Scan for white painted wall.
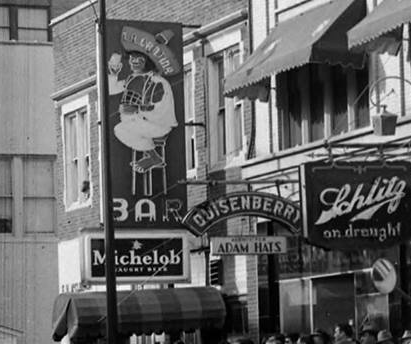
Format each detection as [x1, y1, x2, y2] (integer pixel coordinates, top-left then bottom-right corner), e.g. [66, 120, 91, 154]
[0, 42, 55, 155]
[0, 240, 58, 344]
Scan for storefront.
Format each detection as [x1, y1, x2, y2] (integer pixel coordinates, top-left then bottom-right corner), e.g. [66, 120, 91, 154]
[245, 158, 411, 339]
[223, 0, 411, 340]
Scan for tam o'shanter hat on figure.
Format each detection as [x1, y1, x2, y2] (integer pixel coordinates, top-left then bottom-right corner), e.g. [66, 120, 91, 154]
[360, 323, 378, 335]
[377, 330, 394, 344]
[400, 331, 411, 342]
[120, 26, 181, 76]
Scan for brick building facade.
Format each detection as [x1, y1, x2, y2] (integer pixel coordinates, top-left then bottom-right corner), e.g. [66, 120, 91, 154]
[51, 0, 254, 342]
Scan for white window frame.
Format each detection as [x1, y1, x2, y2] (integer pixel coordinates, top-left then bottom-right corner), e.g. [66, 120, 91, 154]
[61, 95, 91, 211]
[206, 26, 246, 168]
[183, 49, 197, 179]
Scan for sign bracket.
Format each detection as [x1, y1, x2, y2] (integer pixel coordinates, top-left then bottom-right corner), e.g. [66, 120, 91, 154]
[307, 135, 411, 164]
[178, 178, 299, 186]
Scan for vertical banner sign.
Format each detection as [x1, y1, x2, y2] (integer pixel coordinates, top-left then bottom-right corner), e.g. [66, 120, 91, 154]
[301, 160, 411, 250]
[105, 20, 186, 229]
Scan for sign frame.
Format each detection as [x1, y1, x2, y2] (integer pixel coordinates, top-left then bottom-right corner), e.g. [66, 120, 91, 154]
[211, 235, 287, 255]
[81, 229, 190, 284]
[183, 191, 301, 236]
[301, 160, 411, 250]
[105, 20, 187, 229]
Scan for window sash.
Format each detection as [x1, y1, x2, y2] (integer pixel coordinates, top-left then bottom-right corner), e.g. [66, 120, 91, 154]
[17, 8, 48, 29]
[0, 5, 49, 42]
[64, 107, 90, 206]
[209, 45, 243, 163]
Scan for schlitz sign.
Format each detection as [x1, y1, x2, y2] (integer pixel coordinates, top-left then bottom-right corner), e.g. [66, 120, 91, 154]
[105, 20, 186, 229]
[301, 160, 411, 250]
[82, 230, 190, 283]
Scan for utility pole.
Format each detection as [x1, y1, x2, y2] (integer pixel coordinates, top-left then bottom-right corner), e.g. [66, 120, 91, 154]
[98, 0, 118, 343]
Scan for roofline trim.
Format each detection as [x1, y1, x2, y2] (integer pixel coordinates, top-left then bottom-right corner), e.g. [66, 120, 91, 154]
[51, 75, 96, 101]
[50, 0, 97, 27]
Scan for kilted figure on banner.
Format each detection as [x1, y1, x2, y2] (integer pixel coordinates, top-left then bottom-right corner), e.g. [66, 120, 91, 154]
[104, 20, 186, 229]
[108, 29, 178, 173]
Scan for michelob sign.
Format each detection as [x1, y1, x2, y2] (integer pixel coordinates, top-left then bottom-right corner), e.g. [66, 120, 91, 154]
[82, 230, 190, 283]
[105, 20, 186, 229]
[301, 160, 411, 250]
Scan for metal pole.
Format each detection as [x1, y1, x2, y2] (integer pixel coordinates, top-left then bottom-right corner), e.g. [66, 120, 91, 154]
[97, 0, 118, 343]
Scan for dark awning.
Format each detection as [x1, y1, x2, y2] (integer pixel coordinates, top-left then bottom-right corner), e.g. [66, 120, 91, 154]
[224, 0, 366, 101]
[348, 0, 411, 50]
[52, 287, 226, 342]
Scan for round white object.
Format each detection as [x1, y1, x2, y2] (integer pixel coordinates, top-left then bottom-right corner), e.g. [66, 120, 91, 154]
[371, 258, 397, 294]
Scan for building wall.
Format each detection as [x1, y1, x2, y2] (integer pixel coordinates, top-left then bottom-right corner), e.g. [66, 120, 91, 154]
[52, 0, 249, 311]
[242, 0, 411, 342]
[0, 241, 58, 344]
[0, 42, 58, 344]
[54, 88, 101, 241]
[0, 43, 55, 155]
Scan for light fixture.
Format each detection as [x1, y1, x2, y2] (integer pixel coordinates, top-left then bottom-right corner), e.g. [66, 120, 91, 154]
[372, 105, 397, 136]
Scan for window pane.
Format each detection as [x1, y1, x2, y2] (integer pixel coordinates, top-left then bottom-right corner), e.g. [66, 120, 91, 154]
[64, 113, 78, 205]
[186, 126, 195, 169]
[24, 198, 54, 233]
[309, 65, 324, 142]
[24, 159, 54, 197]
[355, 66, 370, 128]
[66, 114, 78, 159]
[312, 274, 355, 335]
[279, 280, 310, 334]
[70, 160, 79, 202]
[0, 7, 9, 26]
[217, 109, 226, 159]
[217, 58, 225, 108]
[18, 29, 48, 42]
[228, 49, 240, 73]
[0, 198, 12, 233]
[18, 8, 47, 29]
[279, 70, 302, 149]
[331, 65, 348, 135]
[190, 137, 195, 169]
[184, 67, 193, 120]
[0, 28, 9, 40]
[79, 110, 89, 156]
[233, 104, 243, 156]
[0, 158, 12, 196]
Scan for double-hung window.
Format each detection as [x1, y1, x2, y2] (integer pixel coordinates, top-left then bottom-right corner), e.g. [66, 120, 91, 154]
[209, 44, 244, 166]
[0, 5, 50, 42]
[62, 96, 91, 210]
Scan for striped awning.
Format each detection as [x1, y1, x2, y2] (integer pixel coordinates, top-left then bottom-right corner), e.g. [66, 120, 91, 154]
[348, 0, 411, 50]
[52, 287, 226, 342]
[224, 0, 366, 101]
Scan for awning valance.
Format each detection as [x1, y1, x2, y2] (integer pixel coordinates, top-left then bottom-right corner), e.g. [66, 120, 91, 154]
[348, 0, 411, 50]
[52, 287, 226, 342]
[224, 0, 366, 101]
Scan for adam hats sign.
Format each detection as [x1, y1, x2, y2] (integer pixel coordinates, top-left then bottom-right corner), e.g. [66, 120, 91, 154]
[301, 160, 411, 250]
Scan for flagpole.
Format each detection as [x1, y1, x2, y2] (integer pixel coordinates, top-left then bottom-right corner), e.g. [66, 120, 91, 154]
[98, 0, 118, 343]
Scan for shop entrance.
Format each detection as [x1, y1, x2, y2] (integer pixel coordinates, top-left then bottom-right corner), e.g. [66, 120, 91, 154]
[312, 274, 355, 335]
